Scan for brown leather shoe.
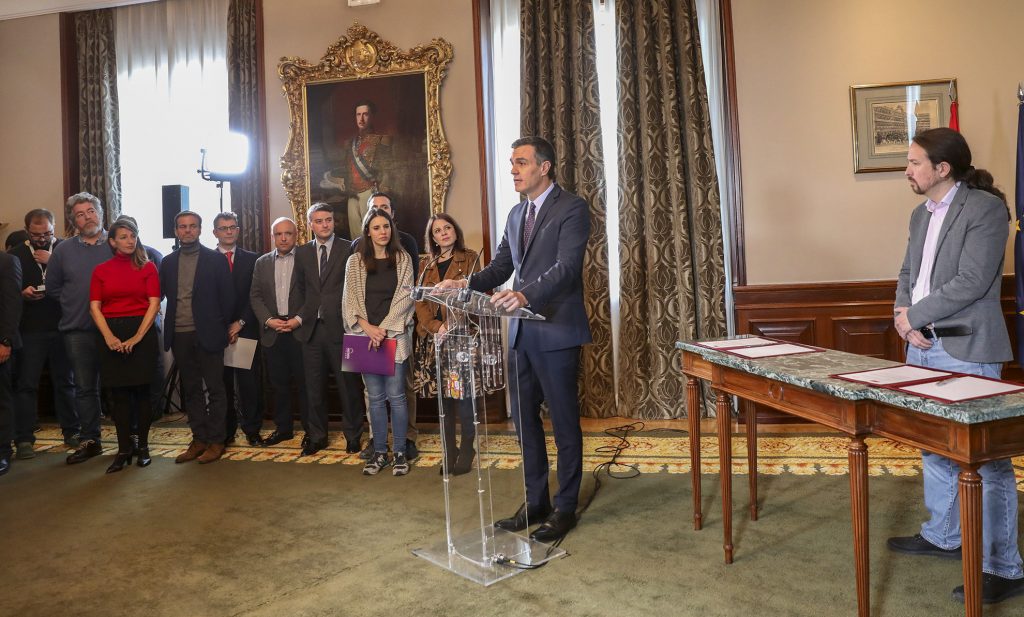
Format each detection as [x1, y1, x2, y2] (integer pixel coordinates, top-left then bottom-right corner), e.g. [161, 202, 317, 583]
[197, 442, 225, 464]
[175, 441, 208, 464]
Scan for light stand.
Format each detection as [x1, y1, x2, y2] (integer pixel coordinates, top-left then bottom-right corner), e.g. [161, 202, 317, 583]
[196, 133, 250, 214]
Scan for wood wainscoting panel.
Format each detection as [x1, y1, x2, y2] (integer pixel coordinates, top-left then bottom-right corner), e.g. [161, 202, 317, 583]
[732, 277, 1021, 423]
[832, 317, 902, 359]
[746, 319, 815, 345]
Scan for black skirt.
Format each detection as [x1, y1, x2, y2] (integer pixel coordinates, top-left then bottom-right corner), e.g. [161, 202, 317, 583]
[98, 315, 159, 388]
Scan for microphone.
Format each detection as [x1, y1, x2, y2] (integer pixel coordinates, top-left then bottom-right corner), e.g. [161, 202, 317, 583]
[412, 252, 443, 301]
[457, 248, 483, 303]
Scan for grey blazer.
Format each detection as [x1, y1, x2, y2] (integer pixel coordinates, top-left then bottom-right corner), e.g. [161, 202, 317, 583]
[249, 251, 302, 348]
[895, 183, 1011, 363]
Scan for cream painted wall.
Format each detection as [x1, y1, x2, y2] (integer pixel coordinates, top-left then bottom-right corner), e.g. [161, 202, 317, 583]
[262, 0, 485, 249]
[732, 0, 1023, 284]
[0, 13, 66, 239]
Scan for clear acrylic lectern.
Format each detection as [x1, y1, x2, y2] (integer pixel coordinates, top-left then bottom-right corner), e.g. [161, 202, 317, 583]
[408, 285, 568, 585]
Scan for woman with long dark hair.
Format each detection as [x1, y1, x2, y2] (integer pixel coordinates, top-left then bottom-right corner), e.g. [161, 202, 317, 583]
[413, 213, 479, 475]
[342, 208, 415, 476]
[89, 219, 161, 473]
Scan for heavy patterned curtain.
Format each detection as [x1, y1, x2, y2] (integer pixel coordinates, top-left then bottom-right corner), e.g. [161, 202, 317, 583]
[227, 0, 266, 252]
[75, 9, 122, 227]
[115, 0, 230, 256]
[616, 0, 727, 418]
[520, 0, 614, 418]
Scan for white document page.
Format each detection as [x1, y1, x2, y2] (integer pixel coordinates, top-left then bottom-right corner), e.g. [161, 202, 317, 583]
[837, 365, 952, 385]
[698, 337, 777, 349]
[730, 343, 817, 359]
[900, 376, 1024, 402]
[224, 337, 258, 370]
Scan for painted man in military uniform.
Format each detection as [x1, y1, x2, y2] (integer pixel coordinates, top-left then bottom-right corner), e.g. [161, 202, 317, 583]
[319, 100, 392, 238]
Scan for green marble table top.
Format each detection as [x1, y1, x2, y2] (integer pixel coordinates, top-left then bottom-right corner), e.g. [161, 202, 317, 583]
[676, 336, 1024, 424]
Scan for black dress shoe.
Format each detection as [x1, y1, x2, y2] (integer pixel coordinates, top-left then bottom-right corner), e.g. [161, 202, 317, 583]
[300, 435, 310, 449]
[262, 430, 294, 446]
[224, 433, 237, 446]
[495, 502, 553, 532]
[529, 510, 577, 543]
[105, 452, 132, 474]
[300, 438, 328, 456]
[66, 440, 104, 465]
[135, 447, 152, 467]
[887, 534, 961, 560]
[245, 432, 264, 447]
[0, 456, 10, 476]
[953, 573, 1024, 604]
[345, 439, 361, 454]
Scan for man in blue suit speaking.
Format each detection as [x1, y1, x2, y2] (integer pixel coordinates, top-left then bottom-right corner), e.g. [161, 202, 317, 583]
[439, 136, 591, 543]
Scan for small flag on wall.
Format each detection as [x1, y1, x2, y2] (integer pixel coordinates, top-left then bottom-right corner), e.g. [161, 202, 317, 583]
[948, 80, 959, 132]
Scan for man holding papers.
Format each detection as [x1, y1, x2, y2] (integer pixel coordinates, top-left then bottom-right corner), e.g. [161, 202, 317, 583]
[889, 127, 1023, 604]
[213, 212, 264, 448]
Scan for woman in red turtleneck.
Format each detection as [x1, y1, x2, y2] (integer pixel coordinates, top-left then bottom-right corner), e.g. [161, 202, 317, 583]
[88, 218, 161, 473]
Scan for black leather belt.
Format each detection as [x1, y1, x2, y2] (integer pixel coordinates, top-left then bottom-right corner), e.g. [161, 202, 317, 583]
[919, 326, 972, 340]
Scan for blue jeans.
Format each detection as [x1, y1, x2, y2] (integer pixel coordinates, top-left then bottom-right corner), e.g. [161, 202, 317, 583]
[15, 330, 77, 442]
[906, 338, 1024, 579]
[363, 363, 407, 454]
[64, 330, 103, 443]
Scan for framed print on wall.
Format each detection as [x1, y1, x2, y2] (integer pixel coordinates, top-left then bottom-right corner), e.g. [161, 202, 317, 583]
[279, 24, 453, 247]
[849, 78, 955, 173]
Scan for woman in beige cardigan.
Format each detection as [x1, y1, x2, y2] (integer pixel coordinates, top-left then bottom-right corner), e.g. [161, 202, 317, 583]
[342, 208, 414, 476]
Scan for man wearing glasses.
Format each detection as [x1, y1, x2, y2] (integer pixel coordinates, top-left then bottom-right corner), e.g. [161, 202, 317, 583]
[9, 209, 77, 460]
[212, 212, 263, 447]
[46, 193, 114, 464]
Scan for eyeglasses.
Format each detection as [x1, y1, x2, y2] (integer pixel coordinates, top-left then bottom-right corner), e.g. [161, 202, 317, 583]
[29, 231, 54, 239]
[215, 225, 239, 232]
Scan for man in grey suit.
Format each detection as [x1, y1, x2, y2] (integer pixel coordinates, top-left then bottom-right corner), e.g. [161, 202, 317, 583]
[294, 203, 365, 456]
[250, 217, 308, 446]
[439, 136, 591, 543]
[887, 127, 1024, 604]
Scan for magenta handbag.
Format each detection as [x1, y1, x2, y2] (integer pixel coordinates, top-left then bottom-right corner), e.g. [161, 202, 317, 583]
[341, 334, 397, 376]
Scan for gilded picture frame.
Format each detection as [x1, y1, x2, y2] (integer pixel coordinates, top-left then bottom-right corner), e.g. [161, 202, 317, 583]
[849, 78, 955, 173]
[279, 24, 453, 244]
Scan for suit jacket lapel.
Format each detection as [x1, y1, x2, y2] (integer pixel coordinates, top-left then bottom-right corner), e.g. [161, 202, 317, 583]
[931, 184, 969, 261]
[521, 185, 560, 260]
[320, 236, 345, 281]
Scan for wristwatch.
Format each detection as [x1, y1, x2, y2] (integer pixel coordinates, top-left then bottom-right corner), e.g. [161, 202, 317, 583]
[238, 319, 246, 327]
[0, 337, 11, 347]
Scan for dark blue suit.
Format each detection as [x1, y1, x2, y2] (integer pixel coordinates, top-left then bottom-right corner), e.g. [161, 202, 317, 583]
[220, 247, 263, 440]
[0, 253, 23, 463]
[159, 245, 234, 444]
[470, 184, 591, 512]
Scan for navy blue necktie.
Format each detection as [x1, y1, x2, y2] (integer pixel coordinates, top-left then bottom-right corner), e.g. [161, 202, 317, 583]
[522, 201, 537, 247]
[319, 244, 328, 282]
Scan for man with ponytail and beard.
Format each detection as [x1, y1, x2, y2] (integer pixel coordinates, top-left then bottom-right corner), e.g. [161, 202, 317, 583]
[888, 127, 1024, 604]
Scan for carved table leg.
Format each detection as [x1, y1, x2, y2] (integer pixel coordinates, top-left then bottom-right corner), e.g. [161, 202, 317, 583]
[848, 436, 870, 617]
[746, 401, 758, 521]
[958, 465, 983, 617]
[716, 389, 734, 564]
[687, 376, 702, 531]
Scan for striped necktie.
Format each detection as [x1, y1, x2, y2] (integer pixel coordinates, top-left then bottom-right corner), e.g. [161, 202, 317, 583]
[522, 201, 537, 247]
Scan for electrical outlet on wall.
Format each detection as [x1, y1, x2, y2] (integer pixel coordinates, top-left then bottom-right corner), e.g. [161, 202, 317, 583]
[348, 0, 380, 6]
